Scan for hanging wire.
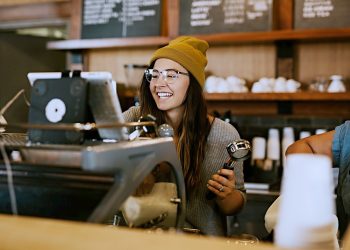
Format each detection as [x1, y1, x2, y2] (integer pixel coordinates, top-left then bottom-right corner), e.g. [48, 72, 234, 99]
[0, 143, 18, 215]
[0, 89, 30, 116]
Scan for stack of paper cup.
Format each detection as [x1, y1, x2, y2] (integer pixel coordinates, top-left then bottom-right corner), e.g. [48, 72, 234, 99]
[282, 127, 295, 167]
[299, 131, 311, 139]
[252, 137, 266, 159]
[315, 129, 327, 135]
[251, 137, 266, 169]
[267, 128, 280, 161]
[264, 128, 280, 170]
[275, 154, 338, 250]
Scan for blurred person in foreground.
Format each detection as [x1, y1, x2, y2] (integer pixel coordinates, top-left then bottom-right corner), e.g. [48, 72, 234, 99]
[286, 121, 350, 238]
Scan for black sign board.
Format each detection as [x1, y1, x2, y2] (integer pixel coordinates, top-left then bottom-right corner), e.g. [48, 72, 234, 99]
[294, 0, 350, 29]
[179, 0, 273, 35]
[81, 0, 162, 39]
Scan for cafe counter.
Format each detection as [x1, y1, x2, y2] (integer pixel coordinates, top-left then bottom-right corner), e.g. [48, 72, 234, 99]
[0, 214, 287, 250]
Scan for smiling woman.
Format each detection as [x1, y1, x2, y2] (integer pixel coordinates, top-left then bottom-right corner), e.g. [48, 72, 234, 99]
[122, 36, 246, 237]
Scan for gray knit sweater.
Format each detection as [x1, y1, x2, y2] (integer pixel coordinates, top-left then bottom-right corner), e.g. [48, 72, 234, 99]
[123, 106, 245, 236]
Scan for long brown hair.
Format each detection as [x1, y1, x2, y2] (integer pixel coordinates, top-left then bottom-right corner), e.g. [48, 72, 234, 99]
[139, 63, 211, 189]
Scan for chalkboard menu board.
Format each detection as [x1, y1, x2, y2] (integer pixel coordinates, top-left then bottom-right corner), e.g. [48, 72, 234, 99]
[179, 0, 273, 35]
[294, 0, 350, 29]
[81, 0, 162, 39]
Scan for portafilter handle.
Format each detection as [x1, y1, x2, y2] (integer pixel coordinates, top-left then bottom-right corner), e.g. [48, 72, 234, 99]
[206, 139, 251, 200]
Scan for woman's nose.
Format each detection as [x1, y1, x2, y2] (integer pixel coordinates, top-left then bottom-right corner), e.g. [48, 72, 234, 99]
[154, 77, 167, 86]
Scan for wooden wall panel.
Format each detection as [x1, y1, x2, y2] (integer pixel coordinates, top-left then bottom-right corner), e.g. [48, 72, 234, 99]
[273, 0, 293, 30]
[0, 1, 70, 22]
[165, 0, 179, 38]
[86, 48, 157, 84]
[295, 41, 350, 85]
[69, 0, 80, 39]
[0, 0, 66, 5]
[206, 43, 276, 83]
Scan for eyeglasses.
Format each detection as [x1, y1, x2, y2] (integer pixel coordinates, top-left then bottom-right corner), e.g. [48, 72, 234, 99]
[145, 69, 189, 84]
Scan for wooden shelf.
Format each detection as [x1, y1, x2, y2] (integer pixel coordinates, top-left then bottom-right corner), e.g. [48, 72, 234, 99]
[196, 28, 350, 44]
[204, 92, 350, 116]
[204, 92, 350, 101]
[120, 91, 350, 101]
[47, 36, 171, 50]
[47, 28, 350, 50]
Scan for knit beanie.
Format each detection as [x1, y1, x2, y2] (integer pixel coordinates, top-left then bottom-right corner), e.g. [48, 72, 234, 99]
[149, 36, 209, 87]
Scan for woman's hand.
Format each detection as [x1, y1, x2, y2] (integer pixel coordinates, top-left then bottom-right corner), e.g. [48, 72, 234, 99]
[207, 168, 236, 200]
[207, 168, 245, 215]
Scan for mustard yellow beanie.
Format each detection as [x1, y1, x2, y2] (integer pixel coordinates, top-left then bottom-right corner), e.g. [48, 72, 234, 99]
[150, 36, 209, 87]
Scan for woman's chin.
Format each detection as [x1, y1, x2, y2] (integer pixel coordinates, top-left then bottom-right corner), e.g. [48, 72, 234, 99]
[155, 99, 171, 110]
[156, 104, 170, 111]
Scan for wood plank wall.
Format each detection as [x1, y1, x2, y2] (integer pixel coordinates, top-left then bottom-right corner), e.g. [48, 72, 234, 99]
[0, 0, 65, 5]
[296, 41, 350, 85]
[207, 44, 276, 83]
[0, 0, 71, 24]
[86, 48, 157, 85]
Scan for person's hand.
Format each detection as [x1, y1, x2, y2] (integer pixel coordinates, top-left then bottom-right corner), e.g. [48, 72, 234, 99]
[207, 168, 236, 200]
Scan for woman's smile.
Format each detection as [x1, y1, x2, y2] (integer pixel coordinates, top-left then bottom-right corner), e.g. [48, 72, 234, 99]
[157, 91, 173, 98]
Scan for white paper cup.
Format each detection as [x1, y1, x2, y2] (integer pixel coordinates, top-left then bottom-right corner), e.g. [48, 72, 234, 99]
[252, 137, 266, 160]
[299, 131, 311, 139]
[267, 128, 280, 160]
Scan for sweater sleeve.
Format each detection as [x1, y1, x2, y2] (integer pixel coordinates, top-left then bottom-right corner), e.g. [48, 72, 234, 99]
[122, 106, 141, 122]
[122, 106, 141, 133]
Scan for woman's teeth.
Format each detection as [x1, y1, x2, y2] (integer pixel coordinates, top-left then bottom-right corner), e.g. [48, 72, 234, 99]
[157, 92, 173, 98]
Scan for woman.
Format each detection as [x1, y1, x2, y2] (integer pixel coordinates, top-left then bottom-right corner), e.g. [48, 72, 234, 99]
[123, 36, 245, 236]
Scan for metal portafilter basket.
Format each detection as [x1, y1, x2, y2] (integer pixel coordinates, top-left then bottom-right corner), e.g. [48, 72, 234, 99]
[157, 124, 174, 137]
[206, 139, 251, 200]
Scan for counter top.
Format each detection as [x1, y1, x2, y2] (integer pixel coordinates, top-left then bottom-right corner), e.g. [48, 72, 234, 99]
[0, 214, 279, 250]
[2, 211, 350, 249]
